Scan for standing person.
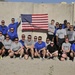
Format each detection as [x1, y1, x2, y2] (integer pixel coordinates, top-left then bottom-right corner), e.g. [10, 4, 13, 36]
[9, 38, 24, 59]
[54, 22, 59, 46]
[56, 24, 67, 53]
[8, 18, 21, 34]
[0, 20, 8, 37]
[46, 41, 58, 59]
[66, 22, 70, 31]
[34, 36, 46, 59]
[7, 28, 18, 41]
[62, 20, 67, 29]
[61, 38, 73, 61]
[67, 25, 75, 44]
[0, 42, 5, 59]
[24, 35, 34, 59]
[54, 22, 59, 36]
[47, 19, 55, 42]
[3, 35, 12, 56]
[0, 31, 4, 42]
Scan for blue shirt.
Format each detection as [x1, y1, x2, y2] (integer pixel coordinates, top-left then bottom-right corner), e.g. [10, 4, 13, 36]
[0, 25, 8, 35]
[8, 22, 19, 33]
[7, 31, 18, 41]
[19, 40, 25, 46]
[34, 41, 46, 51]
[62, 24, 67, 29]
[71, 43, 75, 52]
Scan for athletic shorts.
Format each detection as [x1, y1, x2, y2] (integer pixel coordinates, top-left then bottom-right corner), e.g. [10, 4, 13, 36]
[5, 49, 9, 56]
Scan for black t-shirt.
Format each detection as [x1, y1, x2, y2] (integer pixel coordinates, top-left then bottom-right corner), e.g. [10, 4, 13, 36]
[47, 44, 57, 53]
[0, 42, 4, 49]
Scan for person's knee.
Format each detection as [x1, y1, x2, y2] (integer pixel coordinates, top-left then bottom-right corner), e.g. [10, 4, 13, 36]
[55, 51, 58, 56]
[62, 54, 67, 58]
[9, 52, 14, 57]
[2, 50, 5, 54]
[70, 52, 74, 57]
[20, 49, 24, 54]
[24, 54, 29, 60]
[60, 57, 65, 61]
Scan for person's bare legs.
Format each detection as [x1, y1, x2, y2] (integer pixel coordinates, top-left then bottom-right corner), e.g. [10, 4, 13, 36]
[24, 54, 29, 60]
[19, 49, 24, 58]
[9, 50, 14, 58]
[30, 48, 34, 59]
[52, 51, 58, 57]
[42, 48, 46, 59]
[60, 53, 67, 61]
[34, 51, 40, 58]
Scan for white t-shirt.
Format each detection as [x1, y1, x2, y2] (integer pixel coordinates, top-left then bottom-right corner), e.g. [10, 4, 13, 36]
[11, 42, 22, 51]
[67, 31, 75, 41]
[62, 42, 71, 50]
[48, 24, 55, 35]
[3, 40, 12, 49]
[56, 29, 66, 39]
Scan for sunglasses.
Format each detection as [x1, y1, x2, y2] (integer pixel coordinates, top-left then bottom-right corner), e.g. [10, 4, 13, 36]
[15, 40, 18, 41]
[38, 39, 41, 40]
[28, 37, 31, 39]
[0, 33, 2, 34]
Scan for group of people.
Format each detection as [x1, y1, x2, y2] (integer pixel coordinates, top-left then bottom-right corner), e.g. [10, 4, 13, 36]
[0, 18, 75, 61]
[47, 19, 75, 61]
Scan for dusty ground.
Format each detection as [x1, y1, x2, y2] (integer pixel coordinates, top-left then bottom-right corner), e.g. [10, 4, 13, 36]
[0, 57, 75, 75]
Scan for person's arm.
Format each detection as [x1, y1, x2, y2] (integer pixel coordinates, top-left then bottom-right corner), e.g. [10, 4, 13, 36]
[56, 30, 59, 43]
[48, 29, 54, 33]
[17, 17, 21, 25]
[62, 44, 65, 53]
[56, 36, 58, 43]
[64, 29, 67, 38]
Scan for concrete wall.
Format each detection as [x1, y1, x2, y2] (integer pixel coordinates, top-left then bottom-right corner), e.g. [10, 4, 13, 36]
[0, 2, 74, 41]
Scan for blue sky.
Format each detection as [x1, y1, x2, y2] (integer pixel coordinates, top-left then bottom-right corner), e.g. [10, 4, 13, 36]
[8, 0, 75, 3]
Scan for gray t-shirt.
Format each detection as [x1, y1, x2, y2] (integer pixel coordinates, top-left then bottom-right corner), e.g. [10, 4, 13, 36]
[25, 40, 34, 46]
[56, 29, 66, 39]
[67, 31, 75, 41]
[62, 42, 71, 50]
[11, 42, 22, 51]
[3, 40, 12, 49]
[0, 35, 4, 41]
[48, 24, 55, 35]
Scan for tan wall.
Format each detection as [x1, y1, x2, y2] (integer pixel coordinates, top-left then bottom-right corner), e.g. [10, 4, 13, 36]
[0, 2, 74, 41]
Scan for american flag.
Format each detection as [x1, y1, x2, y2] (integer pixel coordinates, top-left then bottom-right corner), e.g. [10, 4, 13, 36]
[21, 14, 48, 31]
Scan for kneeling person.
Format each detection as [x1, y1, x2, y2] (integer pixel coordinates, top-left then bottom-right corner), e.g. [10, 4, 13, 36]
[34, 36, 46, 59]
[61, 38, 71, 61]
[47, 41, 58, 59]
[9, 38, 24, 58]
